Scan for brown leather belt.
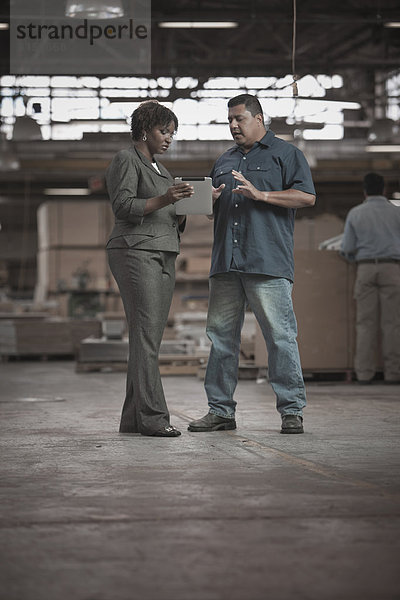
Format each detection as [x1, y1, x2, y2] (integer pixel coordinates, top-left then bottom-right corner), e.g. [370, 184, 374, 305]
[357, 258, 399, 264]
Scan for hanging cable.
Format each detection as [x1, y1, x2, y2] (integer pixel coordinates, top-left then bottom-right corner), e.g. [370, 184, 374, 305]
[291, 0, 298, 97]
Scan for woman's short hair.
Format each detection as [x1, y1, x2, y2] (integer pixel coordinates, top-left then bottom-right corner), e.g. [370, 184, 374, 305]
[130, 101, 178, 141]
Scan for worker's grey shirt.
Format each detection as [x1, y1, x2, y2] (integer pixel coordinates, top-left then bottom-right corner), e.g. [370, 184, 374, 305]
[106, 145, 182, 252]
[341, 195, 400, 262]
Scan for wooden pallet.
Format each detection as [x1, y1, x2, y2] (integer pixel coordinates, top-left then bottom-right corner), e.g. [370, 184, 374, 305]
[0, 318, 102, 358]
[75, 361, 126, 373]
[75, 352, 209, 375]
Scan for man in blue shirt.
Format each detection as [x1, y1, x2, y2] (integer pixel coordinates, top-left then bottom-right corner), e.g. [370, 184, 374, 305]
[188, 94, 316, 435]
[341, 172, 400, 384]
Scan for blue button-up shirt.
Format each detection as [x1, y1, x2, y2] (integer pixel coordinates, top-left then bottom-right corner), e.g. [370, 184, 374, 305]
[210, 130, 315, 282]
[341, 195, 400, 262]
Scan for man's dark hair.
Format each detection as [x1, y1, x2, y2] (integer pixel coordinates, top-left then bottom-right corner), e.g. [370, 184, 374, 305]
[228, 94, 264, 121]
[130, 101, 178, 141]
[363, 172, 385, 196]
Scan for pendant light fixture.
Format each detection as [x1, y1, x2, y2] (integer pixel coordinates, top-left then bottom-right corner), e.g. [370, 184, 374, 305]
[65, 1, 124, 19]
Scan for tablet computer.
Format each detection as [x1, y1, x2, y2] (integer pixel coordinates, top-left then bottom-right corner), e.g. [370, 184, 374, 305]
[174, 177, 213, 215]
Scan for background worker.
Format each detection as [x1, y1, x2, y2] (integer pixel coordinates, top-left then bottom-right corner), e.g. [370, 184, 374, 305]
[341, 172, 400, 384]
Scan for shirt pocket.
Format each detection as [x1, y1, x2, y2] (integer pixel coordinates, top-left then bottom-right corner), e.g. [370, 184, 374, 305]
[246, 161, 284, 190]
[214, 165, 234, 187]
[245, 163, 271, 188]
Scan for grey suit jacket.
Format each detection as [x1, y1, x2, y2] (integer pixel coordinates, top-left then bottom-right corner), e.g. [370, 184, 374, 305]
[106, 145, 182, 252]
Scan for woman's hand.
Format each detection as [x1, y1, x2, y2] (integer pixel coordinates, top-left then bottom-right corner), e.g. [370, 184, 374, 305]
[143, 183, 193, 215]
[164, 182, 194, 205]
[231, 170, 261, 201]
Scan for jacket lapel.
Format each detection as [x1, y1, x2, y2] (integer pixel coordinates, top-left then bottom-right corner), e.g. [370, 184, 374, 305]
[134, 146, 171, 180]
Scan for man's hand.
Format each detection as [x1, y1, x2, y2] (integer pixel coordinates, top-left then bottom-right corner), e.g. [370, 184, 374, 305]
[232, 170, 260, 200]
[207, 183, 225, 220]
[212, 183, 225, 203]
[232, 169, 315, 208]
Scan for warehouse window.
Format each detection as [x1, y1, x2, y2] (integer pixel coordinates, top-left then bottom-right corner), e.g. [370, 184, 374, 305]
[0, 73, 362, 141]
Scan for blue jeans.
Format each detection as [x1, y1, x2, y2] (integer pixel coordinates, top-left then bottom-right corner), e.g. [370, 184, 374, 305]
[204, 272, 306, 418]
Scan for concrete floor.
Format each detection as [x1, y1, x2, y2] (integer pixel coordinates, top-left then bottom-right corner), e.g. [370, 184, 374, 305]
[0, 361, 399, 600]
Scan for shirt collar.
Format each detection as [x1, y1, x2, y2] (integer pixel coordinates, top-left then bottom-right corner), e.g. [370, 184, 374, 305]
[257, 130, 275, 147]
[232, 129, 275, 153]
[364, 195, 388, 203]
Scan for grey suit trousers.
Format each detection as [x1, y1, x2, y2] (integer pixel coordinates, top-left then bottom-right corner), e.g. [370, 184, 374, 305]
[107, 246, 176, 434]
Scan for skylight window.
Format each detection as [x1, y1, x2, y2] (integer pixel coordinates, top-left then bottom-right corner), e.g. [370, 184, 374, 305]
[0, 73, 364, 141]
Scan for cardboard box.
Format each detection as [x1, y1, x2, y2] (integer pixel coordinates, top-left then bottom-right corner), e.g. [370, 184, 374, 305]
[293, 250, 356, 370]
[37, 200, 113, 249]
[36, 248, 113, 293]
[294, 214, 344, 251]
[254, 250, 356, 371]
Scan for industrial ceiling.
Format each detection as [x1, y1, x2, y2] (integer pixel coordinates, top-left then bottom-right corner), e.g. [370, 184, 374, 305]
[1, 0, 400, 104]
[151, 0, 400, 74]
[0, 0, 399, 211]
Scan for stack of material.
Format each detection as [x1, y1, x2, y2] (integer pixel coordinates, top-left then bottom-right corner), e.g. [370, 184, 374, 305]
[76, 336, 205, 374]
[170, 215, 213, 316]
[77, 337, 197, 362]
[77, 337, 129, 364]
[0, 316, 101, 358]
[34, 200, 120, 315]
[174, 311, 209, 348]
[173, 310, 256, 359]
[159, 339, 196, 355]
[76, 310, 128, 369]
[100, 312, 127, 340]
[76, 308, 204, 374]
[0, 301, 15, 314]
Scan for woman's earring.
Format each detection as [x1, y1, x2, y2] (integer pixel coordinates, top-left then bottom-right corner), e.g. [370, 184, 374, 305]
[142, 133, 147, 141]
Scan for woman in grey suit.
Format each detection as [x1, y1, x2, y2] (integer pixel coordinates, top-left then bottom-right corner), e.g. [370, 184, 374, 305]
[106, 101, 193, 437]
